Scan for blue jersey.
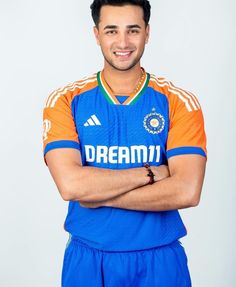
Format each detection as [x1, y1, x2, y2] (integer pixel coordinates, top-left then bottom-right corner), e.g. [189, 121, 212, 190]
[43, 69, 207, 251]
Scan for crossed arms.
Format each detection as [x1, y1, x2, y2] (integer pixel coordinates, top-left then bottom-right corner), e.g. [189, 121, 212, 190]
[45, 148, 206, 212]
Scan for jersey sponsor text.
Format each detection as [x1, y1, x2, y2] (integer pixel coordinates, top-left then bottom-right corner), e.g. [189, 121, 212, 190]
[84, 145, 161, 164]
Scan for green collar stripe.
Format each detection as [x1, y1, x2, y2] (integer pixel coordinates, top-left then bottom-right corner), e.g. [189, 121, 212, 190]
[97, 71, 150, 105]
[128, 73, 150, 105]
[97, 72, 116, 104]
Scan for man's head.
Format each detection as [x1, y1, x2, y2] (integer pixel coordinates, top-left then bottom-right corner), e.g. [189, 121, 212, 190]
[90, 0, 151, 28]
[90, 0, 151, 72]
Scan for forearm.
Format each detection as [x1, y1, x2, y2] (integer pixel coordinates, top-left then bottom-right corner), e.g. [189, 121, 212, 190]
[70, 164, 169, 202]
[58, 164, 149, 202]
[105, 176, 193, 211]
[81, 174, 201, 211]
[94, 155, 206, 211]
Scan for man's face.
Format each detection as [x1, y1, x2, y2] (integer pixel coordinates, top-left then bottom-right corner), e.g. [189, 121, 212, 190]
[94, 5, 150, 71]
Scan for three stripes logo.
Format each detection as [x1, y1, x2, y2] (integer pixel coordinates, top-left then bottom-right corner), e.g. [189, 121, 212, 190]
[150, 75, 201, 112]
[84, 115, 102, 127]
[45, 74, 97, 108]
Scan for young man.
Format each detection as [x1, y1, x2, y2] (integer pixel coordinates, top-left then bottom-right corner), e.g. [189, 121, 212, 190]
[43, 0, 207, 286]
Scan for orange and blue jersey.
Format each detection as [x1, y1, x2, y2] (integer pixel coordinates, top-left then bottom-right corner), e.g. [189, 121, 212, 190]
[43, 68, 207, 252]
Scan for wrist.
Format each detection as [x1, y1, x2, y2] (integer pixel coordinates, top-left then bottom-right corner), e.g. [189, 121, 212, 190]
[144, 163, 155, 184]
[151, 165, 170, 181]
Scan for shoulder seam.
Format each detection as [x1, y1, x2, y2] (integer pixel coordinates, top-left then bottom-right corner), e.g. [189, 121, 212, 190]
[150, 75, 201, 112]
[45, 74, 97, 108]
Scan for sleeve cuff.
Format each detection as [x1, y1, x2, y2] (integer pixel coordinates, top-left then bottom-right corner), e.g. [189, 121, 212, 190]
[167, 146, 206, 159]
[44, 140, 81, 156]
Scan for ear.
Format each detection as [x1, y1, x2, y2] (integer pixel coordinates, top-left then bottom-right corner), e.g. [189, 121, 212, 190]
[93, 26, 100, 46]
[145, 24, 150, 44]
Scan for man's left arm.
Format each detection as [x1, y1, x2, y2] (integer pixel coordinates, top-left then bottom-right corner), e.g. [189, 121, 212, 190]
[80, 154, 206, 211]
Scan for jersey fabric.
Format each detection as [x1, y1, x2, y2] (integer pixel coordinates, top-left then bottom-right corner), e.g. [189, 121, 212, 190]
[43, 68, 207, 252]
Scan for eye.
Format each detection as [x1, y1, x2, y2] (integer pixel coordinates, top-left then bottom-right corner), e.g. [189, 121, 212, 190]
[105, 30, 117, 35]
[129, 29, 140, 34]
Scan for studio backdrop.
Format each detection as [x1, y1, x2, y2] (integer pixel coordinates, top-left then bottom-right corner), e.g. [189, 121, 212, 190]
[0, 0, 235, 286]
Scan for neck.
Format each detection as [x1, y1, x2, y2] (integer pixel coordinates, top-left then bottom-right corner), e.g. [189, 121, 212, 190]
[103, 63, 144, 95]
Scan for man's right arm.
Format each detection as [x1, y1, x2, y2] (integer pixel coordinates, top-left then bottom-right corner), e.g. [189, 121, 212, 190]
[45, 148, 169, 202]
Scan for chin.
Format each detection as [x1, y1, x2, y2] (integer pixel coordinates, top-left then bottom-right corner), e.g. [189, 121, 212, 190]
[110, 60, 140, 72]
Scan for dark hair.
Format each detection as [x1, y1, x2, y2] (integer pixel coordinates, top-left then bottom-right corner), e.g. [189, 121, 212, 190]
[90, 0, 151, 27]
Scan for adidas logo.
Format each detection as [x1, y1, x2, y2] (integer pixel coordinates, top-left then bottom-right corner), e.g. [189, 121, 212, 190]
[84, 114, 102, 127]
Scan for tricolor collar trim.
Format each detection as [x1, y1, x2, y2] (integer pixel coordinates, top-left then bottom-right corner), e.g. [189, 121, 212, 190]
[97, 69, 150, 106]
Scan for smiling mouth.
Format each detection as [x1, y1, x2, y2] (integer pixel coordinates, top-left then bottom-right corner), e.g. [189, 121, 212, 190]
[113, 51, 133, 58]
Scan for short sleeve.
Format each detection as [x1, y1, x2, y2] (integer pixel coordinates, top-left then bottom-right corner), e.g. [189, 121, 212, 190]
[43, 91, 80, 158]
[166, 87, 207, 159]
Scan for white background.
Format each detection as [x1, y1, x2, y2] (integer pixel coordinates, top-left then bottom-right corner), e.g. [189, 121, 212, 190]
[0, 0, 235, 286]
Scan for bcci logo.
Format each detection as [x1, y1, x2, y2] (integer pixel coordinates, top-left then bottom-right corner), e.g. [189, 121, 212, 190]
[43, 119, 51, 141]
[143, 109, 165, 134]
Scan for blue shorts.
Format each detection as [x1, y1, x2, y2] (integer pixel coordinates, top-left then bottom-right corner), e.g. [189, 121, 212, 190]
[62, 236, 192, 287]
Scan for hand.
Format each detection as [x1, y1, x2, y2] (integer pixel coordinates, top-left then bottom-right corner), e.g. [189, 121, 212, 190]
[151, 165, 170, 182]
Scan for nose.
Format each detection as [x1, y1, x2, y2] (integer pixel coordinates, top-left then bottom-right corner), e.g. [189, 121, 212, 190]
[117, 31, 129, 49]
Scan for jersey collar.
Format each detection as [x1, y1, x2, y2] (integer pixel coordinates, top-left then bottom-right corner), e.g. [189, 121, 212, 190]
[97, 68, 150, 105]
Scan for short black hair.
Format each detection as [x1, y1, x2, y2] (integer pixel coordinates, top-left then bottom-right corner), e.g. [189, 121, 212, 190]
[90, 0, 151, 27]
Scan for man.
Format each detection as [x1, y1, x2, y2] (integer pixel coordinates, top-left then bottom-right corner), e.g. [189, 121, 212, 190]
[43, 0, 207, 286]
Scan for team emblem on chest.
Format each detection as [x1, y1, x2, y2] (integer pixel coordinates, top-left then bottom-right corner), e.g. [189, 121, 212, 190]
[143, 109, 165, 134]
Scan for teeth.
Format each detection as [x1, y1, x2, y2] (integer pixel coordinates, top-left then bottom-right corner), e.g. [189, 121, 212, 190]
[115, 52, 131, 56]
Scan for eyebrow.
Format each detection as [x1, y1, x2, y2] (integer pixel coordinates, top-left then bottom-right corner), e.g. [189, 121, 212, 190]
[104, 24, 141, 30]
[127, 25, 141, 29]
[104, 25, 118, 30]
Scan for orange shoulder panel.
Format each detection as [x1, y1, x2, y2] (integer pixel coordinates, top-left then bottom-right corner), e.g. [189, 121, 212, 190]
[45, 74, 97, 109]
[149, 75, 207, 156]
[43, 74, 98, 152]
